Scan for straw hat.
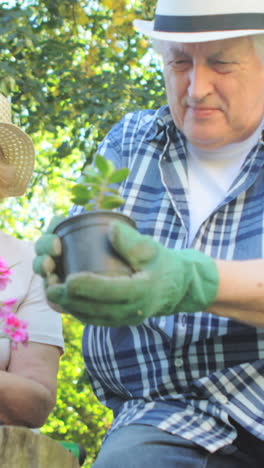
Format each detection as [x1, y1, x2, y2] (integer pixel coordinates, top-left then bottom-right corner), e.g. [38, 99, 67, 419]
[134, 0, 264, 43]
[0, 93, 35, 197]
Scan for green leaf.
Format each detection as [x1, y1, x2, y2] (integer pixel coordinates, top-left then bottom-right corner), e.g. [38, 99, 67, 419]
[95, 154, 115, 177]
[100, 195, 126, 209]
[83, 202, 95, 211]
[81, 167, 102, 184]
[108, 167, 130, 184]
[107, 187, 121, 195]
[71, 184, 94, 205]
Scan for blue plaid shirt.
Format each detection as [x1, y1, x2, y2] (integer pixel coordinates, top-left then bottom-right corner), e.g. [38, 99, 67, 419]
[81, 105, 264, 453]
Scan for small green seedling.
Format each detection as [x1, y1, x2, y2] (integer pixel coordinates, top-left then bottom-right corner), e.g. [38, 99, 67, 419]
[71, 154, 129, 211]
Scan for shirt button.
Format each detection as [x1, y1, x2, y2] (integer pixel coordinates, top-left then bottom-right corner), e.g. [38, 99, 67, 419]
[220, 445, 237, 455]
[181, 314, 187, 327]
[175, 358, 183, 368]
[218, 395, 228, 404]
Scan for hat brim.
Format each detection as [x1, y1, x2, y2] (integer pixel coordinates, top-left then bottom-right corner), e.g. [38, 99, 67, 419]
[134, 19, 264, 43]
[0, 123, 35, 197]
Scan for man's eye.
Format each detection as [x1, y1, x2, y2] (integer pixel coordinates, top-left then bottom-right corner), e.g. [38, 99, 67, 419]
[211, 60, 237, 72]
[216, 61, 231, 65]
[168, 60, 191, 70]
[174, 60, 191, 64]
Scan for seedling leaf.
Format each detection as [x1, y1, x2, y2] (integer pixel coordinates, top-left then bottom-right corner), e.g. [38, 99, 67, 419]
[95, 154, 115, 177]
[108, 168, 130, 184]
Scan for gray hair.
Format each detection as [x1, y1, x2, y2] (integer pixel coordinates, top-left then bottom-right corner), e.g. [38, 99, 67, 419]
[252, 34, 264, 64]
[152, 34, 264, 64]
[152, 39, 169, 57]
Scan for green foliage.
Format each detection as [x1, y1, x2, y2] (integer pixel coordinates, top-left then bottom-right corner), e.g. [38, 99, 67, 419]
[71, 154, 129, 210]
[0, 0, 164, 233]
[0, 0, 163, 465]
[41, 315, 113, 467]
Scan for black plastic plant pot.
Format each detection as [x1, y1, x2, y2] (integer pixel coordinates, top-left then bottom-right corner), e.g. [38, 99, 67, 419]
[53, 210, 136, 281]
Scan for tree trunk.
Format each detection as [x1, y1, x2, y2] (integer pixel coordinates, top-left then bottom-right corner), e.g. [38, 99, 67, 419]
[0, 425, 79, 467]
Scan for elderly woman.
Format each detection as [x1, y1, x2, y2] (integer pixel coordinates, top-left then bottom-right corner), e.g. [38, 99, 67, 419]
[0, 93, 63, 428]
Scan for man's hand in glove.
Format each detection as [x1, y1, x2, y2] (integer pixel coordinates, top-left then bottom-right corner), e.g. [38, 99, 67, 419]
[33, 220, 219, 326]
[33, 215, 65, 288]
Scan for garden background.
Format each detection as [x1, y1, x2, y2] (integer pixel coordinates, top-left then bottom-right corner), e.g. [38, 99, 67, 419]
[0, 1, 165, 465]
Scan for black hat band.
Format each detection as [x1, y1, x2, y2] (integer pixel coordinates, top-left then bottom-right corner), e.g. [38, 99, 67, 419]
[154, 13, 264, 33]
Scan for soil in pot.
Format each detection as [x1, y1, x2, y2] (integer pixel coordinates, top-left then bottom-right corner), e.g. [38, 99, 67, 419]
[54, 210, 136, 281]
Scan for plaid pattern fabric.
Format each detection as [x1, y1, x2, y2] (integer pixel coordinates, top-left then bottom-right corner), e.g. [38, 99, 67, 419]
[80, 106, 264, 453]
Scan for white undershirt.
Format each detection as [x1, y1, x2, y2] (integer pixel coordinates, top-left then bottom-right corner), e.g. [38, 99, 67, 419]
[187, 123, 264, 245]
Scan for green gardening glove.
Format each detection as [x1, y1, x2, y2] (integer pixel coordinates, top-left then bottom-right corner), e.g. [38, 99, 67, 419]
[33, 215, 66, 289]
[34, 220, 219, 326]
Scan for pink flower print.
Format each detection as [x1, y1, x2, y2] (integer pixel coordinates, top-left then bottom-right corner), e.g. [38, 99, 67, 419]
[0, 298, 17, 317]
[2, 313, 29, 347]
[0, 257, 28, 347]
[0, 257, 12, 290]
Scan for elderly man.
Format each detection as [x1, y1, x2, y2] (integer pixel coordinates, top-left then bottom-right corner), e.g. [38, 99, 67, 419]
[34, 0, 264, 467]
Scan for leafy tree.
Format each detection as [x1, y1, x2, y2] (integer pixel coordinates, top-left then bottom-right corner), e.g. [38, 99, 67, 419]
[0, 0, 164, 235]
[0, 0, 164, 465]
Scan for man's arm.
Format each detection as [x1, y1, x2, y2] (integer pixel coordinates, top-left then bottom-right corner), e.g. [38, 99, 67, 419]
[208, 259, 264, 327]
[0, 342, 60, 427]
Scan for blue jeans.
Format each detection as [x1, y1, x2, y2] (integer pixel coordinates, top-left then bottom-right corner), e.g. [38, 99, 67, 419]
[92, 423, 263, 468]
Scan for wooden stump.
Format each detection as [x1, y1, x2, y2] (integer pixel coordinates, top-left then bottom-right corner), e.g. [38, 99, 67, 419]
[0, 425, 80, 467]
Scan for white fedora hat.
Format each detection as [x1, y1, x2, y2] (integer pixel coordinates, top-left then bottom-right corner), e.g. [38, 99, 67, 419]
[134, 0, 264, 43]
[0, 94, 35, 197]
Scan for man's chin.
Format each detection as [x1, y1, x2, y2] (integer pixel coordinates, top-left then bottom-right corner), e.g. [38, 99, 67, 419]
[184, 128, 228, 151]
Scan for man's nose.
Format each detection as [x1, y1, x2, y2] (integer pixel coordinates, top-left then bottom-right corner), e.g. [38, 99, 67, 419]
[187, 64, 213, 101]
